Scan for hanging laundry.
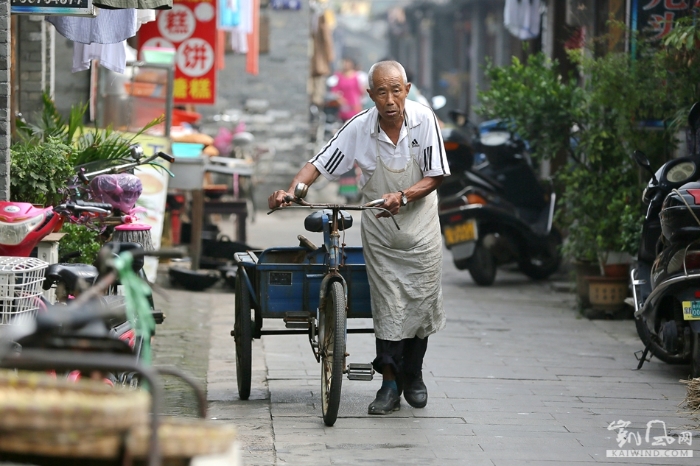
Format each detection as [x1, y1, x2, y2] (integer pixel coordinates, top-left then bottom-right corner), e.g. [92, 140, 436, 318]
[48, 8, 137, 45]
[219, 0, 241, 29]
[69, 10, 155, 74]
[93, 0, 172, 9]
[223, 0, 253, 54]
[73, 42, 127, 74]
[137, 9, 156, 28]
[504, 0, 542, 41]
[246, 0, 260, 75]
[310, 8, 334, 77]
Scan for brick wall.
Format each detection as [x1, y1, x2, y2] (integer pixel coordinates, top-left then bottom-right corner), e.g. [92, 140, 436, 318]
[18, 15, 48, 120]
[0, 1, 10, 200]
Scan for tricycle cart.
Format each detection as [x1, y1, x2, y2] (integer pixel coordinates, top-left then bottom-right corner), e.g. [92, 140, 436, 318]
[231, 184, 398, 426]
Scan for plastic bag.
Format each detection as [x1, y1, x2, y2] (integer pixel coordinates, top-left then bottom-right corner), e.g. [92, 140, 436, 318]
[90, 174, 142, 214]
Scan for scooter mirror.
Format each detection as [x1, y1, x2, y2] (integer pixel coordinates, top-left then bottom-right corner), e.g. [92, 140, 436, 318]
[632, 150, 651, 171]
[294, 182, 309, 199]
[431, 95, 447, 110]
[632, 150, 659, 185]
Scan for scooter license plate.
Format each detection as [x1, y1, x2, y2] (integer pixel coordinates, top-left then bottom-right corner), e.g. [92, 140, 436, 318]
[444, 220, 478, 246]
[682, 301, 700, 320]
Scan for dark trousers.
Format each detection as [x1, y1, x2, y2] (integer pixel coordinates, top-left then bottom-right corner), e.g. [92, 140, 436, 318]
[372, 336, 428, 379]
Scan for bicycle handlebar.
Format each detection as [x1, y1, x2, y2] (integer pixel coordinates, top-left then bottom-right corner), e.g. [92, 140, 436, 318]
[76, 146, 175, 182]
[57, 200, 113, 215]
[157, 151, 175, 163]
[269, 197, 400, 230]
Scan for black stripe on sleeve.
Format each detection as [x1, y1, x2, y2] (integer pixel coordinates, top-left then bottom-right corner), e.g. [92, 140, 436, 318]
[310, 109, 370, 164]
[324, 148, 341, 172]
[430, 110, 447, 174]
[328, 151, 345, 174]
[423, 146, 433, 171]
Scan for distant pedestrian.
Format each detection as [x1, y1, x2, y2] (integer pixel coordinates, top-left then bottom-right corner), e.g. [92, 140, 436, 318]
[331, 57, 365, 123]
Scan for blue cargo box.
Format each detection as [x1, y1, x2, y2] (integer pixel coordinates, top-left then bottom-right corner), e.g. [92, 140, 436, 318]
[248, 246, 372, 319]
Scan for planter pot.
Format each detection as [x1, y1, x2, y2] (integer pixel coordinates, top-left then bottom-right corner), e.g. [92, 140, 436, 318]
[574, 261, 601, 307]
[585, 276, 628, 313]
[603, 263, 629, 278]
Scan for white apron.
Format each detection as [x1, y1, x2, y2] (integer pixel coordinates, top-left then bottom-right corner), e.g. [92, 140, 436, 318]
[360, 136, 446, 341]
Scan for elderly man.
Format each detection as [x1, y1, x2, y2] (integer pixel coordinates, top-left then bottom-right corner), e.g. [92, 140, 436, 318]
[268, 60, 448, 415]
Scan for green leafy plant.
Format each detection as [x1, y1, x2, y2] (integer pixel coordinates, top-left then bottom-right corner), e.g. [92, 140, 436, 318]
[657, 13, 700, 132]
[477, 46, 677, 273]
[15, 92, 87, 147]
[58, 222, 103, 264]
[10, 137, 74, 206]
[478, 53, 583, 163]
[14, 91, 165, 166]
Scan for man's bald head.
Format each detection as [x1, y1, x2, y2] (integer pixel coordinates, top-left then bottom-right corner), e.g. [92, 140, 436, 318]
[367, 61, 408, 91]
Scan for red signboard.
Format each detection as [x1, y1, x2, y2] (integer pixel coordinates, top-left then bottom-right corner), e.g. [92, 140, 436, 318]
[138, 0, 217, 105]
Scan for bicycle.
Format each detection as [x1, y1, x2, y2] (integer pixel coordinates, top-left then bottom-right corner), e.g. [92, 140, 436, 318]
[232, 182, 398, 426]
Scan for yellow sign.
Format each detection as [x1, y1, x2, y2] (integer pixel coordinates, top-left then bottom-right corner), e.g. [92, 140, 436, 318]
[443, 220, 478, 246]
[682, 301, 700, 320]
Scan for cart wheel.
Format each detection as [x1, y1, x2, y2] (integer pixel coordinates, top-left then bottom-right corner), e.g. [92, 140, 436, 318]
[320, 281, 347, 426]
[234, 272, 252, 400]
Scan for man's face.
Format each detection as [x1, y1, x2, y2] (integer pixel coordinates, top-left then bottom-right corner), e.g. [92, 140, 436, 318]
[367, 66, 411, 125]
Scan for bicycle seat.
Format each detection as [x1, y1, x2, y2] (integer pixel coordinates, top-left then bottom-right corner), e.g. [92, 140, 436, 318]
[304, 209, 353, 233]
[43, 263, 99, 292]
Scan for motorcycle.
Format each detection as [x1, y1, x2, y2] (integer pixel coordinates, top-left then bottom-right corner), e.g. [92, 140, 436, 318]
[630, 103, 700, 377]
[438, 111, 561, 286]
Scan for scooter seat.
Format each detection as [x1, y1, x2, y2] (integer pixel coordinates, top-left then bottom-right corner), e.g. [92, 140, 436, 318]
[43, 263, 99, 292]
[669, 226, 700, 243]
[304, 210, 353, 233]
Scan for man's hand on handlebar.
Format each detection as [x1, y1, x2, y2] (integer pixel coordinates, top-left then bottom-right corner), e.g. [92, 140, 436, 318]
[376, 192, 402, 218]
[268, 189, 294, 209]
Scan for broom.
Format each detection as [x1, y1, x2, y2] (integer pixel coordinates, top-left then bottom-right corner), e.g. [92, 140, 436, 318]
[112, 223, 155, 251]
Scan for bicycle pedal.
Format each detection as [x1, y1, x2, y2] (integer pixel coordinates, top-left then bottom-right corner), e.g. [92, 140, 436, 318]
[346, 363, 374, 381]
[284, 311, 311, 329]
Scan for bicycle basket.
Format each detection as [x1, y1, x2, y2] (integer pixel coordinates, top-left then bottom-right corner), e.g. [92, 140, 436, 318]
[0, 257, 48, 325]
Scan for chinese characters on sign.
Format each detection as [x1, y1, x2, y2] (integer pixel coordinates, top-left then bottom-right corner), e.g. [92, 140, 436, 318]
[634, 0, 700, 40]
[138, 0, 217, 105]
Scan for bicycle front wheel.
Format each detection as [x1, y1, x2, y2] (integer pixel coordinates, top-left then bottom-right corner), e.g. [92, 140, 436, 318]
[320, 281, 347, 426]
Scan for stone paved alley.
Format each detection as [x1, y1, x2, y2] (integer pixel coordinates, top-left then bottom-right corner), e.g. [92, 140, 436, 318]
[153, 208, 700, 465]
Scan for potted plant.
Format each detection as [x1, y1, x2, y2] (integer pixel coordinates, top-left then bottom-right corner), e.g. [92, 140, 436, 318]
[478, 44, 672, 312]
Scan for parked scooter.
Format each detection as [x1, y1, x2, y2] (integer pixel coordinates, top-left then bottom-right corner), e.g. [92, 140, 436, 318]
[630, 103, 700, 377]
[438, 111, 561, 286]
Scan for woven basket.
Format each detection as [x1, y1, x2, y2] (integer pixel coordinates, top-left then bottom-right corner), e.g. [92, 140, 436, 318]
[127, 417, 237, 459]
[0, 429, 123, 458]
[0, 370, 149, 431]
